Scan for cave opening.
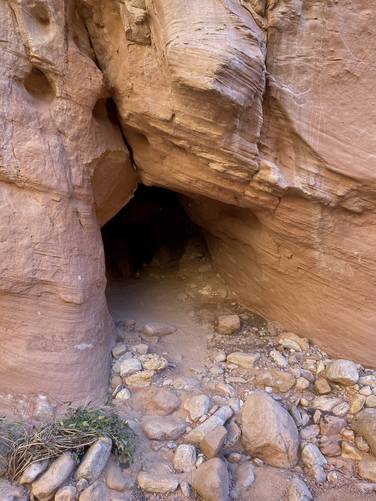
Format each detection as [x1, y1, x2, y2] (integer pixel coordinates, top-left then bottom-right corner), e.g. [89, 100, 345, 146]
[101, 184, 207, 282]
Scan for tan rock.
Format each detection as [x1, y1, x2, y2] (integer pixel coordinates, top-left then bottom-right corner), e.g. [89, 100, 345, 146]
[255, 369, 296, 393]
[278, 333, 309, 352]
[341, 441, 362, 461]
[350, 394, 366, 414]
[216, 315, 240, 335]
[314, 378, 331, 395]
[240, 391, 299, 468]
[31, 453, 76, 499]
[353, 408, 376, 455]
[183, 394, 210, 422]
[143, 323, 176, 337]
[139, 353, 168, 371]
[55, 485, 77, 501]
[173, 444, 197, 472]
[226, 352, 260, 369]
[357, 457, 376, 483]
[185, 406, 233, 445]
[325, 360, 359, 386]
[200, 426, 227, 458]
[124, 370, 154, 387]
[137, 471, 178, 494]
[191, 458, 229, 501]
[141, 416, 186, 441]
[144, 388, 181, 416]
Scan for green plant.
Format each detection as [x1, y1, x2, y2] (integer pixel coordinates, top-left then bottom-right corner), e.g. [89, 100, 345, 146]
[0, 407, 134, 480]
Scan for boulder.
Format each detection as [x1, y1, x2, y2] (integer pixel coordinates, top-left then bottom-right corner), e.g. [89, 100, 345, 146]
[19, 459, 49, 485]
[353, 408, 376, 455]
[255, 369, 296, 393]
[191, 458, 229, 501]
[141, 416, 186, 441]
[185, 406, 233, 444]
[31, 453, 76, 499]
[137, 471, 178, 493]
[287, 477, 313, 501]
[357, 457, 376, 483]
[75, 437, 112, 483]
[55, 485, 77, 501]
[183, 394, 210, 422]
[119, 358, 142, 378]
[143, 323, 177, 337]
[325, 359, 359, 386]
[173, 444, 197, 472]
[144, 388, 181, 416]
[139, 353, 168, 371]
[216, 315, 240, 335]
[240, 391, 299, 468]
[226, 352, 260, 369]
[199, 425, 227, 458]
[79, 480, 111, 500]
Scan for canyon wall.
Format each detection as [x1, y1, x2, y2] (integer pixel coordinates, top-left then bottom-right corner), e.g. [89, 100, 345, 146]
[84, 0, 376, 366]
[1, 0, 376, 410]
[0, 0, 136, 411]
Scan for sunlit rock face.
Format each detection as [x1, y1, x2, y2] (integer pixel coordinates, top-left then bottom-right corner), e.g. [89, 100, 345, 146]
[0, 0, 136, 411]
[84, 0, 376, 367]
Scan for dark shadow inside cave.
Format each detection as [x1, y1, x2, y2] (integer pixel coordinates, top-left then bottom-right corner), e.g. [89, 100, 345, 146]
[101, 185, 206, 281]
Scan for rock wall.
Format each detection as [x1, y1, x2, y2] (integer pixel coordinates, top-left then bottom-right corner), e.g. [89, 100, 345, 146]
[83, 0, 376, 367]
[0, 0, 136, 410]
[1, 0, 376, 409]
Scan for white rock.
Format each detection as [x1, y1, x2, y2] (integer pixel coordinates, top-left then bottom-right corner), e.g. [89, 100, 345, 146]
[287, 477, 313, 501]
[119, 357, 142, 377]
[114, 388, 131, 400]
[75, 436, 112, 483]
[19, 460, 49, 485]
[173, 444, 197, 472]
[184, 394, 210, 422]
[325, 359, 359, 386]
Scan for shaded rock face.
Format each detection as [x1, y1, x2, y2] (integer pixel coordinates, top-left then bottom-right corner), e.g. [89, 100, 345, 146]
[1, 0, 376, 408]
[0, 0, 136, 408]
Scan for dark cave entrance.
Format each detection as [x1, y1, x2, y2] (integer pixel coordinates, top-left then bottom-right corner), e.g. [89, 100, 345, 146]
[101, 185, 206, 281]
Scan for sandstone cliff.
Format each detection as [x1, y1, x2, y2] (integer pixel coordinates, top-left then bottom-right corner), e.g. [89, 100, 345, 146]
[1, 0, 375, 408]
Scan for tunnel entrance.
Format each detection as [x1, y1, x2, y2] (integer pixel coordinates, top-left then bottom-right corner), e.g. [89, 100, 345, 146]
[101, 185, 207, 281]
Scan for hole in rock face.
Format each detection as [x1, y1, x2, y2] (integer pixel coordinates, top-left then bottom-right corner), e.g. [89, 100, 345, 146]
[30, 2, 50, 25]
[23, 67, 54, 102]
[101, 185, 206, 280]
[93, 98, 119, 124]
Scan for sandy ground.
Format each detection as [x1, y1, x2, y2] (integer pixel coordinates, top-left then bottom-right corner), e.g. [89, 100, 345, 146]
[106, 268, 376, 501]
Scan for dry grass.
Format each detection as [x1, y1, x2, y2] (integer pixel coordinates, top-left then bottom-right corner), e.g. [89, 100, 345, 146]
[0, 407, 134, 481]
